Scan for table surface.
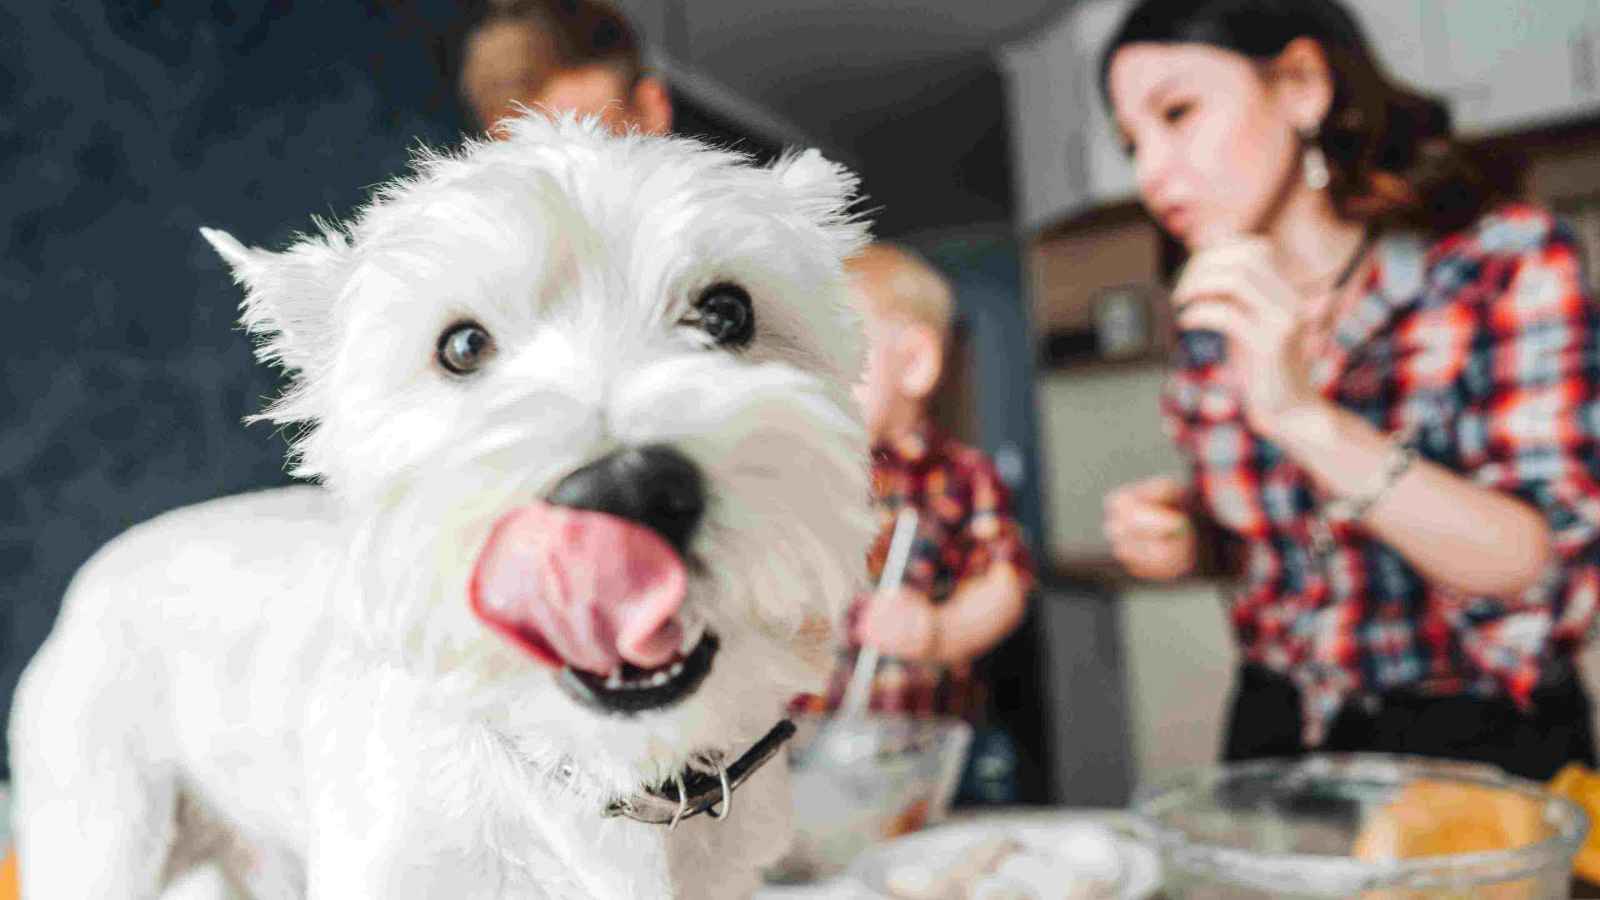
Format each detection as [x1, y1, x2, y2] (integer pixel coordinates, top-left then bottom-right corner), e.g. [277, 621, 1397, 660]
[754, 806, 1600, 900]
[753, 808, 1144, 899]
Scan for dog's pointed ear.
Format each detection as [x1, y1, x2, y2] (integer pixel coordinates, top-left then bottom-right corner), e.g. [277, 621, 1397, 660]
[772, 150, 871, 261]
[201, 226, 347, 383]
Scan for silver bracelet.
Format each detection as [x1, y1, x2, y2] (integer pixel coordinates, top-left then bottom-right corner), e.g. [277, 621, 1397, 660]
[1325, 441, 1419, 523]
[1310, 439, 1418, 561]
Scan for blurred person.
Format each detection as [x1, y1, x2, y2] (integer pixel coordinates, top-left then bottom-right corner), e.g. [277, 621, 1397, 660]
[1100, 0, 1600, 780]
[458, 0, 671, 136]
[794, 244, 1034, 737]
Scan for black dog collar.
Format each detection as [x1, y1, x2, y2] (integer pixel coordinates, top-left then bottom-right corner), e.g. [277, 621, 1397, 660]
[603, 719, 797, 828]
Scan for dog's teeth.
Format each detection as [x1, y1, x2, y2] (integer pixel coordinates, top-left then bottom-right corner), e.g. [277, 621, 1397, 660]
[605, 671, 622, 690]
[650, 671, 670, 687]
[668, 662, 683, 678]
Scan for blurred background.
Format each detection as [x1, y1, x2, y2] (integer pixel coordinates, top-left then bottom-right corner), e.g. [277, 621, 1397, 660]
[7, 0, 1600, 808]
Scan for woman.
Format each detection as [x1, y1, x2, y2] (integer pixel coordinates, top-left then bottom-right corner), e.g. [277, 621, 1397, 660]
[1100, 0, 1600, 780]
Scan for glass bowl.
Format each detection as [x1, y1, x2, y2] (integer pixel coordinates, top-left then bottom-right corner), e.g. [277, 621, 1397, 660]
[765, 713, 972, 884]
[1134, 754, 1589, 899]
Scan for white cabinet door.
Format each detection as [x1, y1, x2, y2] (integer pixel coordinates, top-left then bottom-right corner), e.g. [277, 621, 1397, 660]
[1000, 0, 1136, 232]
[1000, 24, 1091, 233]
[1342, 0, 1439, 94]
[1426, 0, 1600, 135]
[1073, 0, 1139, 210]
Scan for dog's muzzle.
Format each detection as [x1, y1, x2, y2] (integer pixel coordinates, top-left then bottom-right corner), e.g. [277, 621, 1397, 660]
[590, 719, 797, 828]
[471, 444, 721, 714]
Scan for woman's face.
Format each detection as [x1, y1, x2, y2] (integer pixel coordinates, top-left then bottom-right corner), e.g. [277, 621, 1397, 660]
[1108, 42, 1301, 249]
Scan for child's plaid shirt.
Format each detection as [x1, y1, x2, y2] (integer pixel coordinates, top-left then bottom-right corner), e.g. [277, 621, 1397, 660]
[1167, 205, 1600, 745]
[794, 421, 1034, 718]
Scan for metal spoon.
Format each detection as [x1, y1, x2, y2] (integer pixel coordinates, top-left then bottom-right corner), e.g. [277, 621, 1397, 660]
[838, 507, 920, 720]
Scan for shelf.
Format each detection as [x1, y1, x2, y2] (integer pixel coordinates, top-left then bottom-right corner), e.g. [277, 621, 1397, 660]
[1036, 343, 1169, 376]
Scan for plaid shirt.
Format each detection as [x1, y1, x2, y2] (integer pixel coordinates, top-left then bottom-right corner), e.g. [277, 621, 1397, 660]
[793, 421, 1034, 718]
[1168, 205, 1600, 745]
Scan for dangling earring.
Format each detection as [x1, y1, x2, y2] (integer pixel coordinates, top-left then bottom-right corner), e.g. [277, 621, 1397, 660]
[1299, 125, 1330, 191]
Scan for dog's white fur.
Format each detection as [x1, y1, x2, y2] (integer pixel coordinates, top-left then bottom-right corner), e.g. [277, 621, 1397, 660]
[9, 115, 874, 899]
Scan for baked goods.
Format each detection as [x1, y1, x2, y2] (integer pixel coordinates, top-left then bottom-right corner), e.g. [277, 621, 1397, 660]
[1548, 763, 1600, 884]
[1352, 779, 1544, 860]
[1352, 778, 1546, 900]
[882, 824, 1124, 900]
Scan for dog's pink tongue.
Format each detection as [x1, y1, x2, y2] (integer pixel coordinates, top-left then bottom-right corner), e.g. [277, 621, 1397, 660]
[470, 503, 686, 674]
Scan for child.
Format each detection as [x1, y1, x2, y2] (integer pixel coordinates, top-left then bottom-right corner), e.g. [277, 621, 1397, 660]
[798, 242, 1033, 719]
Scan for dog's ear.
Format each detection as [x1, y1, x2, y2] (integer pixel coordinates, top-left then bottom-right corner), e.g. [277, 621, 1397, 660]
[200, 226, 347, 384]
[771, 150, 871, 261]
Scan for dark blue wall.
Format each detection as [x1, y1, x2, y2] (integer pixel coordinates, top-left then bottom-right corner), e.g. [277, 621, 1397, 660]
[0, 2, 467, 776]
[925, 235, 1044, 549]
[0, 5, 1044, 789]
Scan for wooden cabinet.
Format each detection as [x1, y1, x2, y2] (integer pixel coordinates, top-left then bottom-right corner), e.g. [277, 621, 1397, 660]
[1028, 210, 1161, 337]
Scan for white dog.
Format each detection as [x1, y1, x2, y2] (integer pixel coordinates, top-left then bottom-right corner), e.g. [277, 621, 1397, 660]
[9, 115, 874, 899]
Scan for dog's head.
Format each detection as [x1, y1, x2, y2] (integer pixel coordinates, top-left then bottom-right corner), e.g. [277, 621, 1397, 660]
[204, 115, 872, 793]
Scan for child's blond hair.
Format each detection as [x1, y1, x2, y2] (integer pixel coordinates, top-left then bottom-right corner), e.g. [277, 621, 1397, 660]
[845, 243, 953, 334]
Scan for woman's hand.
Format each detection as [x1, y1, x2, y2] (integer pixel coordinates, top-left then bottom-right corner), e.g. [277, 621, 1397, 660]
[1104, 476, 1198, 581]
[1174, 238, 1333, 443]
[853, 586, 938, 661]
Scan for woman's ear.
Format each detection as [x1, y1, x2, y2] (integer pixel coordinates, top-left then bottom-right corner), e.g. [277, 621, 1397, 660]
[1269, 37, 1335, 132]
[896, 322, 945, 400]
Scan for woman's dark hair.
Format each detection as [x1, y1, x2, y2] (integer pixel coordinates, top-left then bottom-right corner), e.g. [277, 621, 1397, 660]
[1100, 0, 1509, 235]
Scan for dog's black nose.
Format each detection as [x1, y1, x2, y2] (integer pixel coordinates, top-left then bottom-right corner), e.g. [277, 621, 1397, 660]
[546, 444, 705, 554]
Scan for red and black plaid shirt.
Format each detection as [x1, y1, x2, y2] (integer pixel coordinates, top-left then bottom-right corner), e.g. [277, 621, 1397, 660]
[1168, 205, 1600, 744]
[794, 421, 1034, 718]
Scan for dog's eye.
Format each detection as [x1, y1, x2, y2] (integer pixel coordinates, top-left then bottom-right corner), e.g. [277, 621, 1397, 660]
[689, 283, 755, 348]
[437, 321, 495, 375]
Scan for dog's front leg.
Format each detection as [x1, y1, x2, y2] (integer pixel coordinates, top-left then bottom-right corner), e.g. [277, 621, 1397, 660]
[300, 666, 509, 900]
[303, 802, 490, 900]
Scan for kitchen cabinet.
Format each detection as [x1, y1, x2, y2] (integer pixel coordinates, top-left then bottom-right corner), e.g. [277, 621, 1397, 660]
[1000, 0, 1137, 232]
[1320, 0, 1600, 134]
[1073, 0, 1139, 212]
[1342, 0, 1436, 93]
[1000, 22, 1086, 234]
[1425, 0, 1600, 135]
[1038, 366, 1182, 565]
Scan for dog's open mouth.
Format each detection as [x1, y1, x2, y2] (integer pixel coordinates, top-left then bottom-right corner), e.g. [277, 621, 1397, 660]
[559, 629, 719, 714]
[470, 501, 721, 714]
